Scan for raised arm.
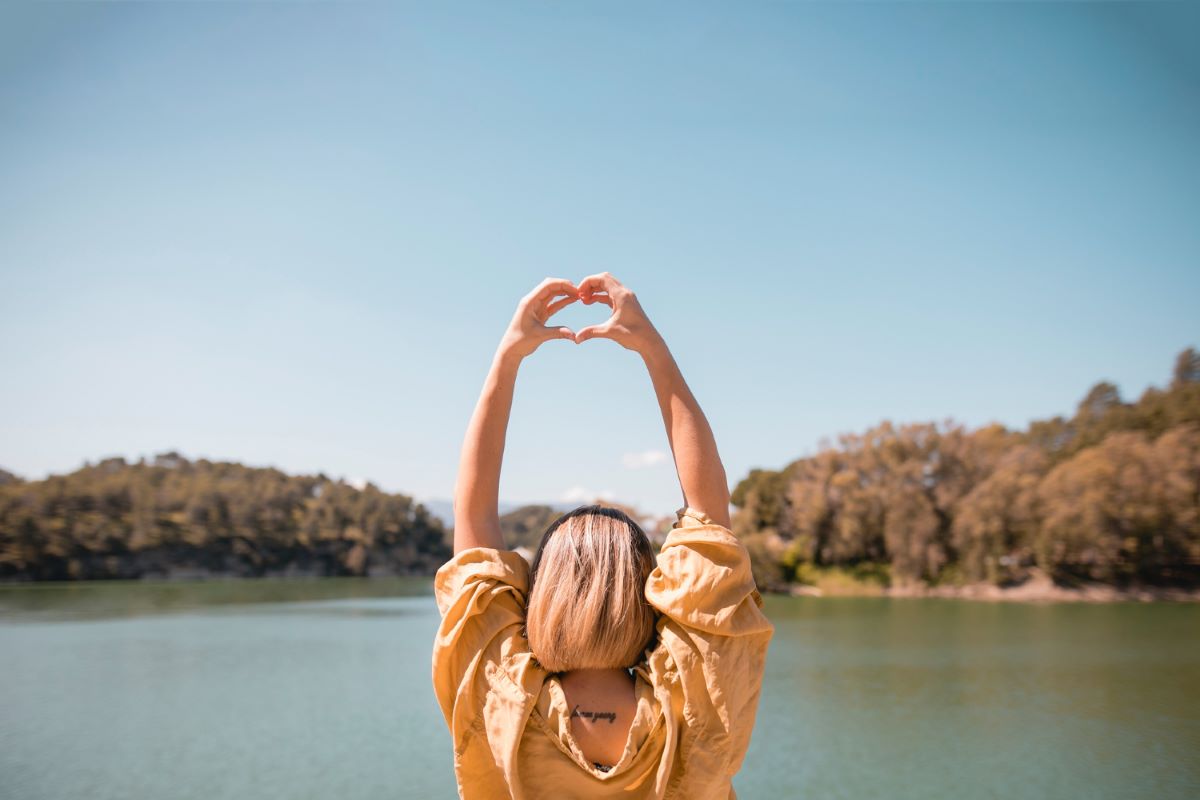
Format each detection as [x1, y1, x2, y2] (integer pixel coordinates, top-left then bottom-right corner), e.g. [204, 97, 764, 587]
[452, 278, 579, 553]
[574, 273, 731, 527]
[641, 342, 732, 528]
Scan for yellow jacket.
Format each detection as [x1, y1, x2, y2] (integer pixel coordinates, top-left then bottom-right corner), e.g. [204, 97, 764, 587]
[431, 507, 774, 799]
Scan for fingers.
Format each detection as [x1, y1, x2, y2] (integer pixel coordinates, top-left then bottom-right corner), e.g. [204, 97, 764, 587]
[574, 275, 619, 344]
[538, 325, 575, 342]
[543, 294, 579, 319]
[581, 292, 613, 307]
[527, 278, 578, 305]
[577, 272, 621, 300]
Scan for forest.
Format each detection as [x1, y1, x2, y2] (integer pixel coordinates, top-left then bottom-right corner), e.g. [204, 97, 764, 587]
[1, 348, 1197, 591]
[0, 455, 450, 580]
[730, 348, 1200, 592]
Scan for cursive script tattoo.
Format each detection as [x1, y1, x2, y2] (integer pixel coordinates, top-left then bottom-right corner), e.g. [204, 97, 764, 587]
[570, 704, 616, 724]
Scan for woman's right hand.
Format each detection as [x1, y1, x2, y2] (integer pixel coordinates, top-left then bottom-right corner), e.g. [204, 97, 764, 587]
[573, 273, 663, 355]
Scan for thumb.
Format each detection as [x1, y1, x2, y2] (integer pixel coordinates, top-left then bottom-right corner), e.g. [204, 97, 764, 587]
[574, 323, 611, 344]
[543, 325, 574, 341]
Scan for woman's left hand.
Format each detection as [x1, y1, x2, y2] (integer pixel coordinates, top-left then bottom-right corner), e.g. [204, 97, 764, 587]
[498, 277, 580, 359]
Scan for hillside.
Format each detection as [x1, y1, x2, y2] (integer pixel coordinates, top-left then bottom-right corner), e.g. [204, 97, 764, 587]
[732, 348, 1200, 594]
[0, 454, 450, 581]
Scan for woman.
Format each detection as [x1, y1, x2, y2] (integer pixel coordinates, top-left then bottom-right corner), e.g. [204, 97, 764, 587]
[432, 273, 774, 799]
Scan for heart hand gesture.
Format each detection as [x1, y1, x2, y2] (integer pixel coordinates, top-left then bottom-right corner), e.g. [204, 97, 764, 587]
[500, 273, 662, 360]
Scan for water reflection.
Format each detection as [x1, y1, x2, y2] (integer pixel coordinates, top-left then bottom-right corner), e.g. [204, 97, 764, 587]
[751, 595, 1200, 799]
[0, 577, 434, 622]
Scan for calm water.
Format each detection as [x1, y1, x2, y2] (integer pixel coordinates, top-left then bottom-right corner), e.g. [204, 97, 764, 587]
[1, 581, 1197, 800]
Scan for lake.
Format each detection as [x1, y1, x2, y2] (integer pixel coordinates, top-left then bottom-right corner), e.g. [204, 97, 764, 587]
[1, 580, 1197, 799]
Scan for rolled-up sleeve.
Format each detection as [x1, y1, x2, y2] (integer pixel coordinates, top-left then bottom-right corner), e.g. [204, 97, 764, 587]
[431, 547, 531, 741]
[644, 507, 775, 776]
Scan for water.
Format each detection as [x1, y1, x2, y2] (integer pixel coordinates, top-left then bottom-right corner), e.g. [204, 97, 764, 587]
[1, 582, 1197, 800]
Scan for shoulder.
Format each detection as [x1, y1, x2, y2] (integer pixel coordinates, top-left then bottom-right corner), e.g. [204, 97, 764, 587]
[434, 546, 531, 616]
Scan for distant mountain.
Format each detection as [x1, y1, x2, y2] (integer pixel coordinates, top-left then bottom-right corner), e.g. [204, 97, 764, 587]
[497, 502, 677, 551]
[420, 498, 575, 530]
[0, 453, 450, 581]
[421, 497, 676, 550]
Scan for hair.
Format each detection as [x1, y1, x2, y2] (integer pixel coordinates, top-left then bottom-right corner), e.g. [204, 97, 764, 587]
[526, 504, 658, 673]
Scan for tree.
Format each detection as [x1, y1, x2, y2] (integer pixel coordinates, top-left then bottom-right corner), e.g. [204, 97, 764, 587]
[1037, 432, 1167, 583]
[1172, 347, 1200, 389]
[952, 446, 1047, 583]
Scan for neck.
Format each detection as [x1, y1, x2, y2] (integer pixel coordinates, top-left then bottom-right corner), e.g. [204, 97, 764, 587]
[561, 668, 631, 688]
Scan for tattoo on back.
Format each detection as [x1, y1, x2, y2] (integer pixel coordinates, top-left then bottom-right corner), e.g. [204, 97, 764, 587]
[570, 704, 617, 724]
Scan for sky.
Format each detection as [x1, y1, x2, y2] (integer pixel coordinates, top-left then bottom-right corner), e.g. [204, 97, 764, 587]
[1, 1, 1197, 517]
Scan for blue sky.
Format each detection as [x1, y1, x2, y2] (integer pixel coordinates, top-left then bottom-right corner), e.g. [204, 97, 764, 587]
[1, 1, 1197, 517]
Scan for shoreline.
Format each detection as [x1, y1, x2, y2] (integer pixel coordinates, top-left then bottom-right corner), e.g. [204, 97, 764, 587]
[784, 570, 1200, 602]
[4, 571, 1198, 603]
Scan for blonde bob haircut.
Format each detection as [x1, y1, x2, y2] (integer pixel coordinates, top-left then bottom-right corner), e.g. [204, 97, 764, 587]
[526, 504, 658, 673]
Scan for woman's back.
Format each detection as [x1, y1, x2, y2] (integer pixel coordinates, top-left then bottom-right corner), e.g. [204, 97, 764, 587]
[432, 508, 774, 799]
